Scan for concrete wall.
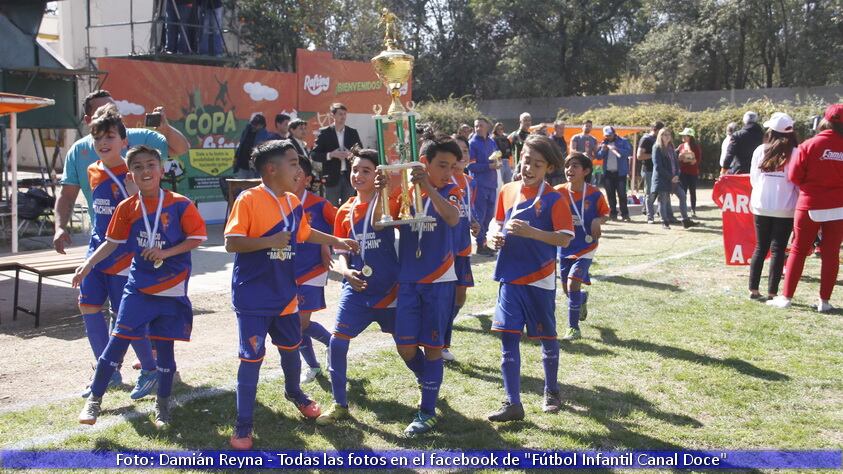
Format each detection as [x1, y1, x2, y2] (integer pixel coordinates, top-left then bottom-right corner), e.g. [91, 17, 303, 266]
[479, 85, 843, 127]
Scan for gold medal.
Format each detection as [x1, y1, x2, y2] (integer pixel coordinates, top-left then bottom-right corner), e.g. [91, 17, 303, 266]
[585, 235, 594, 244]
[153, 259, 164, 269]
[416, 248, 422, 259]
[361, 265, 373, 277]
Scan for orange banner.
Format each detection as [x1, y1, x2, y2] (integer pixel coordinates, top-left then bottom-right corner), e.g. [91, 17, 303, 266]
[98, 58, 297, 202]
[296, 49, 411, 116]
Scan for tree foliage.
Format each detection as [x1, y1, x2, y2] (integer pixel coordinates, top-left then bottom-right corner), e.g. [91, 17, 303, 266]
[227, 0, 843, 98]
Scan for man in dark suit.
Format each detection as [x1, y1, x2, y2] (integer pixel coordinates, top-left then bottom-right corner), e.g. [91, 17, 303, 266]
[288, 118, 309, 157]
[311, 103, 363, 206]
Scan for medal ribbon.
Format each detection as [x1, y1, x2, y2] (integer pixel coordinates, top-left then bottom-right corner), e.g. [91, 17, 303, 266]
[350, 195, 375, 267]
[568, 183, 590, 236]
[508, 180, 545, 222]
[138, 188, 164, 250]
[262, 185, 295, 232]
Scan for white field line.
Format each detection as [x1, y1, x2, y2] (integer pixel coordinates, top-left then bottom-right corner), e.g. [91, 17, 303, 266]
[3, 239, 720, 449]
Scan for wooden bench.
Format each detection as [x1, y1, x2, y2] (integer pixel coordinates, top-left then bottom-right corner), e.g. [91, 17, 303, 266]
[0, 246, 87, 327]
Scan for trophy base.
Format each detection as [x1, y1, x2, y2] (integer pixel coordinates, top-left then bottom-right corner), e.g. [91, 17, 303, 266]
[378, 215, 435, 227]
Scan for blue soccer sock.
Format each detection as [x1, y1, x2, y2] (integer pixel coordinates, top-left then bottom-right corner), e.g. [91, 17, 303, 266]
[420, 356, 444, 415]
[235, 359, 261, 431]
[131, 338, 157, 371]
[541, 338, 560, 393]
[300, 322, 331, 368]
[403, 348, 424, 384]
[444, 305, 462, 348]
[328, 336, 350, 407]
[500, 332, 521, 405]
[568, 290, 583, 330]
[279, 349, 309, 405]
[82, 311, 109, 360]
[155, 340, 176, 398]
[299, 335, 318, 369]
[90, 336, 131, 397]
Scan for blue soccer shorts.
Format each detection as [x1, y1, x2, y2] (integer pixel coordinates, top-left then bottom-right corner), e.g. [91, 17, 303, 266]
[454, 255, 474, 288]
[559, 257, 593, 285]
[492, 282, 557, 339]
[334, 289, 396, 340]
[236, 312, 302, 362]
[113, 292, 193, 342]
[298, 285, 327, 313]
[78, 269, 128, 310]
[395, 282, 456, 349]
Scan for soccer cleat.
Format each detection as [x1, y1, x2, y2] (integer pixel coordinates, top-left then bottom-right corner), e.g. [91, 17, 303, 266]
[543, 390, 562, 413]
[300, 367, 322, 384]
[562, 328, 581, 341]
[154, 397, 171, 429]
[579, 293, 589, 321]
[818, 300, 835, 313]
[647, 219, 655, 225]
[441, 349, 456, 362]
[766, 296, 792, 309]
[316, 403, 351, 426]
[78, 395, 102, 425]
[229, 424, 253, 450]
[130, 369, 159, 400]
[403, 410, 438, 437]
[487, 401, 525, 422]
[285, 393, 321, 419]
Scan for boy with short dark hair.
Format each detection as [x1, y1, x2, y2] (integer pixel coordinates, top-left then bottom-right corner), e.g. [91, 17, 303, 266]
[74, 145, 207, 428]
[78, 110, 158, 400]
[224, 140, 357, 450]
[382, 134, 462, 436]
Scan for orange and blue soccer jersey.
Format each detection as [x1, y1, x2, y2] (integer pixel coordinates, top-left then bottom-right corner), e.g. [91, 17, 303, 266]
[554, 182, 610, 260]
[224, 185, 311, 316]
[87, 161, 133, 275]
[295, 191, 336, 312]
[451, 173, 478, 257]
[492, 182, 574, 289]
[334, 197, 399, 308]
[333, 196, 399, 340]
[392, 183, 462, 284]
[106, 190, 207, 297]
[295, 191, 337, 287]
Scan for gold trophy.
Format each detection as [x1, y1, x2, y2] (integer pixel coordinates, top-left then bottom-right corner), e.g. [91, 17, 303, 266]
[371, 9, 433, 227]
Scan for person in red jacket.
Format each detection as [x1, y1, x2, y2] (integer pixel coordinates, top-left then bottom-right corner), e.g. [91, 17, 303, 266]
[768, 104, 843, 312]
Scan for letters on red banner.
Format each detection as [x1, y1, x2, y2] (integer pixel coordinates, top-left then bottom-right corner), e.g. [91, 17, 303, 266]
[712, 175, 757, 266]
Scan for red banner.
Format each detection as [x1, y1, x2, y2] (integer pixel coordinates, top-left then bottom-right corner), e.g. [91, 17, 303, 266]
[712, 175, 755, 265]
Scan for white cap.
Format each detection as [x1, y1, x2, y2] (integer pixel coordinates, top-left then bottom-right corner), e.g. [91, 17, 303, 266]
[763, 112, 794, 133]
[603, 126, 615, 135]
[743, 111, 758, 124]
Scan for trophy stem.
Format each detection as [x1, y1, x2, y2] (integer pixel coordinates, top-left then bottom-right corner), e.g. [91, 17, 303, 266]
[413, 182, 425, 219]
[378, 186, 393, 224]
[399, 169, 413, 221]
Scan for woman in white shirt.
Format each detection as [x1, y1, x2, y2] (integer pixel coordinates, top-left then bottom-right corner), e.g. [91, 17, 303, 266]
[748, 113, 799, 300]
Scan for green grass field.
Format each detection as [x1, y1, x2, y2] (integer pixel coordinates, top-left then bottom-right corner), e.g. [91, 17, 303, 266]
[2, 200, 842, 471]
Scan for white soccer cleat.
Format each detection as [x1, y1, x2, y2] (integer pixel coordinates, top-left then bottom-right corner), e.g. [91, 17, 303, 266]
[300, 367, 321, 384]
[441, 349, 456, 362]
[766, 296, 792, 309]
[818, 300, 835, 313]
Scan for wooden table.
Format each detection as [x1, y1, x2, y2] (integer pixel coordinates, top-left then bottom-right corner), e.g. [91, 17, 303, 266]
[0, 246, 87, 327]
